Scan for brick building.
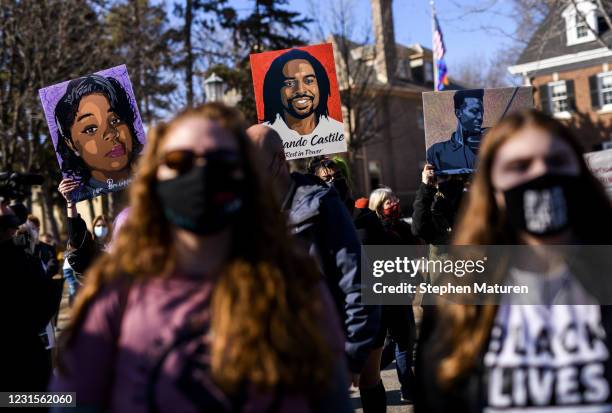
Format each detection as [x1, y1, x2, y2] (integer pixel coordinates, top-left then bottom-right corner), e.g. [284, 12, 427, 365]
[508, 0, 612, 151]
[329, 0, 457, 209]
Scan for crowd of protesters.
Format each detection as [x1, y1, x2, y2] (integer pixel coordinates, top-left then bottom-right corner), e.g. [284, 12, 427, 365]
[1, 104, 612, 413]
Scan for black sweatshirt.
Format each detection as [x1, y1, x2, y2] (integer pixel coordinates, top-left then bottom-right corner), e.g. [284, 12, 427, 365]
[411, 183, 455, 245]
[66, 215, 101, 274]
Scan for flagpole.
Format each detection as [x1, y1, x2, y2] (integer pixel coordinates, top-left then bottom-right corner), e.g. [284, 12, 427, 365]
[430, 0, 438, 91]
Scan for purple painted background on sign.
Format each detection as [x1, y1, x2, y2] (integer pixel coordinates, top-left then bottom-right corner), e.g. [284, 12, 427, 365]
[38, 64, 146, 172]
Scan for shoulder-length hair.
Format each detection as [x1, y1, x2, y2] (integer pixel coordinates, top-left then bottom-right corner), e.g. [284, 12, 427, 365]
[63, 102, 333, 396]
[262, 49, 331, 124]
[369, 187, 395, 217]
[54, 74, 143, 181]
[92, 215, 110, 229]
[433, 109, 612, 387]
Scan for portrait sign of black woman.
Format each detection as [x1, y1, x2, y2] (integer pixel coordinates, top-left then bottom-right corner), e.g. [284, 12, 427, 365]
[40, 65, 146, 202]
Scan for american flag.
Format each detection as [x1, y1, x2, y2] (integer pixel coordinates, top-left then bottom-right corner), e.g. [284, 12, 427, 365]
[433, 14, 449, 91]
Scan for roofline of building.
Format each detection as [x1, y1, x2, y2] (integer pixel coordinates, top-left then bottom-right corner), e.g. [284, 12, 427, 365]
[338, 83, 426, 97]
[513, 56, 612, 78]
[508, 46, 612, 75]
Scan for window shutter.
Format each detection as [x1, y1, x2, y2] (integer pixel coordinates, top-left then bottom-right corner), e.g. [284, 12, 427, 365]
[598, 15, 607, 33]
[566, 79, 576, 112]
[589, 75, 601, 110]
[539, 84, 550, 114]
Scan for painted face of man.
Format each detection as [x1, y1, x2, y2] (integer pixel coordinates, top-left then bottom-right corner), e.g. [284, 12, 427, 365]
[280, 59, 320, 120]
[69, 93, 133, 180]
[456, 97, 483, 135]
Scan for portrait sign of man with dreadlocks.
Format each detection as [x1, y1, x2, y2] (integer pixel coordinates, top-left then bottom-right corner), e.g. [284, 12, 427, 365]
[250, 43, 346, 160]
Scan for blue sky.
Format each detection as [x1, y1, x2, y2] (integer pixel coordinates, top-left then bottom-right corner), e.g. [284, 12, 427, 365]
[162, 0, 523, 94]
[165, 0, 521, 72]
[288, 0, 520, 71]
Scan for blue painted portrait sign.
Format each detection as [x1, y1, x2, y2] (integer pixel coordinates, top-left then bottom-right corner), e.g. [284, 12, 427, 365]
[423, 87, 533, 175]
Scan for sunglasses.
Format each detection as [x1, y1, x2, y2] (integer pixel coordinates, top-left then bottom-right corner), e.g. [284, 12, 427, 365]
[160, 149, 241, 175]
[320, 172, 344, 183]
[308, 157, 335, 174]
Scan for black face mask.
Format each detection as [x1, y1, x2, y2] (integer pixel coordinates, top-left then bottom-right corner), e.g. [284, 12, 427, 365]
[503, 174, 581, 237]
[156, 156, 244, 236]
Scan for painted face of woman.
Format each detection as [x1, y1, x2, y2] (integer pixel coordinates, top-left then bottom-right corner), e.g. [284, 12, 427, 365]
[69, 93, 133, 182]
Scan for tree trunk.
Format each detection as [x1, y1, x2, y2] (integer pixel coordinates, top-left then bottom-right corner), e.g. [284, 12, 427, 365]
[41, 184, 60, 242]
[108, 191, 129, 221]
[133, 0, 144, 115]
[101, 193, 109, 217]
[185, 0, 194, 107]
[109, 192, 116, 220]
[87, 198, 95, 226]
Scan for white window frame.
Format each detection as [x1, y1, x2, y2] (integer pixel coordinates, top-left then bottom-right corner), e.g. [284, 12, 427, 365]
[598, 72, 612, 111]
[575, 14, 590, 39]
[368, 160, 383, 188]
[394, 59, 410, 80]
[548, 80, 571, 119]
[562, 1, 598, 46]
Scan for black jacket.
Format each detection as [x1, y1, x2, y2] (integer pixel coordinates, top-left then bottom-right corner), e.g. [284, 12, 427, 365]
[411, 183, 456, 245]
[382, 218, 418, 245]
[426, 129, 488, 175]
[66, 215, 103, 274]
[0, 238, 63, 391]
[35, 241, 59, 278]
[283, 172, 381, 373]
[353, 207, 387, 245]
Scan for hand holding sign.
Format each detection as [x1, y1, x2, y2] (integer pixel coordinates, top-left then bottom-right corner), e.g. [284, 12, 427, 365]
[58, 178, 81, 203]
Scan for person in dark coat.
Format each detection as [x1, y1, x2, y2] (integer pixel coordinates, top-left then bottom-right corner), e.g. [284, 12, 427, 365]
[26, 215, 59, 278]
[38, 233, 60, 277]
[58, 179, 129, 304]
[368, 186, 418, 403]
[0, 201, 63, 395]
[369, 187, 419, 245]
[307, 155, 354, 213]
[58, 178, 104, 275]
[308, 156, 387, 246]
[353, 197, 387, 246]
[247, 125, 383, 412]
[411, 163, 467, 246]
[58, 179, 130, 273]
